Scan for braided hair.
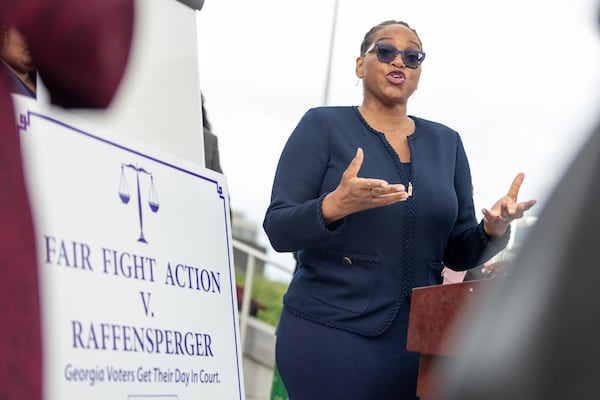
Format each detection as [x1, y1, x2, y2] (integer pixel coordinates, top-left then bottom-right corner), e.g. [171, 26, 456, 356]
[360, 20, 423, 56]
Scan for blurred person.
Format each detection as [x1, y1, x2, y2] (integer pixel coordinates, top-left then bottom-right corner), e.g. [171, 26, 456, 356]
[0, 1, 134, 398]
[263, 19, 536, 399]
[201, 93, 223, 173]
[0, 25, 36, 97]
[200, 92, 233, 220]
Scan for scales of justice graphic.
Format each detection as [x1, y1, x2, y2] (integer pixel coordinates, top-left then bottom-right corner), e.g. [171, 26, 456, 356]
[118, 162, 160, 243]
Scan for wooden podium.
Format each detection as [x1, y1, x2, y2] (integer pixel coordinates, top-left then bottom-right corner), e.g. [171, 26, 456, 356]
[407, 280, 493, 400]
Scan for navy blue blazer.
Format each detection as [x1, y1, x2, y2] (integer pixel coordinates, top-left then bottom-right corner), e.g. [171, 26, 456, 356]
[263, 106, 508, 336]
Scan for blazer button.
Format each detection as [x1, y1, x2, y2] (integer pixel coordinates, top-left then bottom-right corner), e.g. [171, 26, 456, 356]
[342, 256, 352, 266]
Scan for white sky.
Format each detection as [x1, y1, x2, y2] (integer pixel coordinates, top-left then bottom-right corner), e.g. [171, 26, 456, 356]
[196, 0, 600, 273]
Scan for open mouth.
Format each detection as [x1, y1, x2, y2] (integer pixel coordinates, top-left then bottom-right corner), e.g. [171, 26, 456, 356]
[386, 71, 406, 84]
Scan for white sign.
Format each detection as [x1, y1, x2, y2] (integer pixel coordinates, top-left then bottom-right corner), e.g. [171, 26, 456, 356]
[16, 96, 245, 399]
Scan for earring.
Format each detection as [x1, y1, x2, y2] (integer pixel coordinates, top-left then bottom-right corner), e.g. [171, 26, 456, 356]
[355, 78, 362, 87]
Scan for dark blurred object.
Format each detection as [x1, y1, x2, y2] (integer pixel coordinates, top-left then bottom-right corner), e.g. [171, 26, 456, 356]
[440, 117, 600, 399]
[177, 0, 204, 10]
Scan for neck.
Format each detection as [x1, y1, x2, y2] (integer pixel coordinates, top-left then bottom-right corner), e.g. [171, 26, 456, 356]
[358, 102, 415, 137]
[359, 103, 409, 123]
[360, 96, 408, 116]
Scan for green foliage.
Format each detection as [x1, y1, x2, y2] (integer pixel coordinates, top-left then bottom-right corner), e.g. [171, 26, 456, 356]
[252, 275, 289, 326]
[235, 269, 289, 327]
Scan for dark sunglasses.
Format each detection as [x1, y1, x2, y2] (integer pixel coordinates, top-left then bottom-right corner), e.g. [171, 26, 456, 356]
[365, 42, 426, 69]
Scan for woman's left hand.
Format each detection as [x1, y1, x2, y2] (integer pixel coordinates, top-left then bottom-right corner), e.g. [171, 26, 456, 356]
[482, 172, 537, 237]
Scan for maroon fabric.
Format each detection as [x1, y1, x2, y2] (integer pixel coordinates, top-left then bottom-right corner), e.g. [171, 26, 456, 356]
[0, 1, 133, 398]
[0, 76, 41, 400]
[3, 0, 135, 108]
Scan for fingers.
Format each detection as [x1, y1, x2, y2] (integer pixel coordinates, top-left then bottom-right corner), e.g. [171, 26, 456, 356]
[370, 183, 406, 198]
[501, 203, 510, 221]
[517, 199, 537, 213]
[343, 148, 392, 193]
[341, 147, 408, 204]
[483, 201, 513, 224]
[483, 173, 537, 237]
[374, 191, 410, 204]
[483, 198, 537, 225]
[504, 171, 537, 217]
[481, 206, 511, 237]
[482, 207, 505, 223]
[343, 147, 364, 181]
[507, 172, 525, 200]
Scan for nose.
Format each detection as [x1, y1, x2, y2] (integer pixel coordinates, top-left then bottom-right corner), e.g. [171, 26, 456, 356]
[390, 53, 405, 68]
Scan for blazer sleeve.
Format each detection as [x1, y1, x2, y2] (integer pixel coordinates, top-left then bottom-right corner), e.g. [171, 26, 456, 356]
[263, 109, 346, 252]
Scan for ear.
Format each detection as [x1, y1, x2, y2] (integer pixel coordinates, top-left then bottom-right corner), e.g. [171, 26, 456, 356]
[355, 56, 364, 79]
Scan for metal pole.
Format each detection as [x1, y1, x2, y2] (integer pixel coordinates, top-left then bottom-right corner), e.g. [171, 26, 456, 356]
[239, 253, 256, 351]
[322, 0, 339, 106]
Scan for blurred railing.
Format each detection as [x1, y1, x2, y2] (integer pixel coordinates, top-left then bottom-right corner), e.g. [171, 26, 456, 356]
[232, 238, 294, 351]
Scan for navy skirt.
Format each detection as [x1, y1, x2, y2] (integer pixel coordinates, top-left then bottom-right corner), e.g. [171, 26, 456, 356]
[276, 301, 419, 399]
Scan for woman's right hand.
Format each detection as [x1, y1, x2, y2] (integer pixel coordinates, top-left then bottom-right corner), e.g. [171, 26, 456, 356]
[321, 148, 409, 224]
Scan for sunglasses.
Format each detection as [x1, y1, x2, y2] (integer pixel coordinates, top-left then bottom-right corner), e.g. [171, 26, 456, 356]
[365, 42, 426, 69]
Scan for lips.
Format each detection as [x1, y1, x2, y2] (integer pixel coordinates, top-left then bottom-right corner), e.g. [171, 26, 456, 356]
[386, 70, 406, 85]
